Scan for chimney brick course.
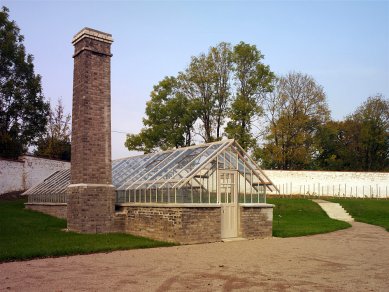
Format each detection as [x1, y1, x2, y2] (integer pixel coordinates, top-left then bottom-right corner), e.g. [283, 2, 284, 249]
[67, 28, 115, 233]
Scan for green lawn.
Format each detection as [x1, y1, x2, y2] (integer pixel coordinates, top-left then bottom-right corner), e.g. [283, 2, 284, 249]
[0, 199, 174, 262]
[267, 198, 351, 237]
[329, 198, 389, 231]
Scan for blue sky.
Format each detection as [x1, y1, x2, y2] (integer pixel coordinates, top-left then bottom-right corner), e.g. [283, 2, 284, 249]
[2, 0, 389, 159]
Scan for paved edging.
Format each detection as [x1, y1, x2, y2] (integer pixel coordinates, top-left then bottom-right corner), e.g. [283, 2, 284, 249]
[313, 199, 354, 222]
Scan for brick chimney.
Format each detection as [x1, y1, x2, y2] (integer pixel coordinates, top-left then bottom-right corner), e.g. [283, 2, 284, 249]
[67, 28, 114, 233]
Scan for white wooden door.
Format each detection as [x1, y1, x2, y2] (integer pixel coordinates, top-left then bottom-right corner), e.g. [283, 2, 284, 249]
[219, 171, 238, 238]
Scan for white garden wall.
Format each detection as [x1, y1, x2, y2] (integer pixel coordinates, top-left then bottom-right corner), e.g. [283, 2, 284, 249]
[266, 170, 389, 198]
[0, 159, 24, 195]
[0, 156, 70, 195]
[2, 156, 388, 198]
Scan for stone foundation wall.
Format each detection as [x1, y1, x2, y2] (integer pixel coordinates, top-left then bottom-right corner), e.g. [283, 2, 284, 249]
[240, 204, 273, 239]
[26, 203, 67, 219]
[119, 204, 221, 244]
[67, 184, 115, 233]
[112, 212, 127, 233]
[23, 202, 274, 243]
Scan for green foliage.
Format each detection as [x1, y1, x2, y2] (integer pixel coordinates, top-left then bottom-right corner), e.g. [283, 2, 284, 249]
[225, 42, 275, 150]
[313, 120, 348, 170]
[126, 42, 387, 172]
[34, 99, 71, 161]
[0, 199, 174, 262]
[126, 41, 274, 153]
[259, 73, 330, 169]
[180, 42, 233, 142]
[0, 6, 50, 158]
[315, 95, 389, 171]
[268, 198, 351, 237]
[125, 76, 198, 152]
[350, 95, 389, 170]
[35, 138, 71, 161]
[330, 198, 389, 231]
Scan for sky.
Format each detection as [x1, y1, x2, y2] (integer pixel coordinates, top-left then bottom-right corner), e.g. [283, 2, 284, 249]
[2, 0, 389, 159]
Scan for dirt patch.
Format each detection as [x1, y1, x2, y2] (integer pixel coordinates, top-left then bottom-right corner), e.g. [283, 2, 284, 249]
[0, 222, 388, 291]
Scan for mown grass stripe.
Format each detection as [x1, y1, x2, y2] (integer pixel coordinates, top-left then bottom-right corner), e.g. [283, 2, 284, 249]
[268, 198, 351, 237]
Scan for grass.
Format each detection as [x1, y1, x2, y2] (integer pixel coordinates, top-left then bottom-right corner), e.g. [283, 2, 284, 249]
[0, 197, 360, 262]
[0, 199, 174, 262]
[329, 198, 389, 231]
[267, 198, 351, 237]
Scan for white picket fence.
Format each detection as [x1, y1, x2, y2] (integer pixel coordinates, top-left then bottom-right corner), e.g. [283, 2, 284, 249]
[265, 170, 389, 198]
[270, 182, 388, 198]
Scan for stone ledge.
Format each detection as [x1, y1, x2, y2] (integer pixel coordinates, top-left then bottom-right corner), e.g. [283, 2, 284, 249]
[239, 203, 275, 208]
[72, 27, 113, 44]
[25, 202, 67, 206]
[117, 203, 221, 208]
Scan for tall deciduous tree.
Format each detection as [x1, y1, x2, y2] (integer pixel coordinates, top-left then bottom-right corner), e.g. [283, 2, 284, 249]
[180, 42, 232, 142]
[225, 42, 274, 150]
[126, 42, 274, 154]
[259, 72, 330, 169]
[34, 99, 71, 161]
[315, 95, 389, 171]
[0, 6, 49, 158]
[125, 76, 198, 153]
[210, 42, 232, 139]
[352, 94, 389, 171]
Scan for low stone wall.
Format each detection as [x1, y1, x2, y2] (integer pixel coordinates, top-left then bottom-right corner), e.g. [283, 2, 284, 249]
[118, 204, 221, 244]
[240, 204, 273, 239]
[112, 212, 127, 233]
[22, 202, 274, 244]
[25, 203, 67, 219]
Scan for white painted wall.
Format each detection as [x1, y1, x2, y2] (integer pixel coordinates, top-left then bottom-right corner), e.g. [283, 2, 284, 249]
[0, 156, 70, 195]
[265, 170, 389, 198]
[0, 159, 24, 195]
[2, 156, 388, 198]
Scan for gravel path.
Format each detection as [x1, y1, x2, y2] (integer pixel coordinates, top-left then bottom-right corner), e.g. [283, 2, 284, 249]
[1, 222, 388, 291]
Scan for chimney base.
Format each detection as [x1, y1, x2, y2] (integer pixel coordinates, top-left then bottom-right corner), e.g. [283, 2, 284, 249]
[67, 184, 115, 233]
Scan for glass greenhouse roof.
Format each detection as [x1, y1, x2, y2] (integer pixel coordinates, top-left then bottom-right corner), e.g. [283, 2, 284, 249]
[24, 139, 277, 204]
[114, 140, 227, 191]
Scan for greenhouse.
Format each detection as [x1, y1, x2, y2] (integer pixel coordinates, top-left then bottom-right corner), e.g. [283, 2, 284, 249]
[114, 139, 275, 205]
[25, 139, 277, 243]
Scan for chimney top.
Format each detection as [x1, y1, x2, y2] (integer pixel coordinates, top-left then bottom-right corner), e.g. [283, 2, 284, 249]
[72, 27, 113, 45]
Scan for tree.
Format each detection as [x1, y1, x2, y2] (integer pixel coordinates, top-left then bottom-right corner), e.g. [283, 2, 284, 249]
[126, 42, 274, 154]
[352, 94, 389, 171]
[0, 6, 50, 158]
[259, 72, 330, 169]
[314, 120, 350, 170]
[125, 76, 198, 153]
[316, 95, 389, 171]
[225, 42, 274, 150]
[210, 42, 232, 139]
[180, 42, 232, 142]
[34, 99, 71, 161]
